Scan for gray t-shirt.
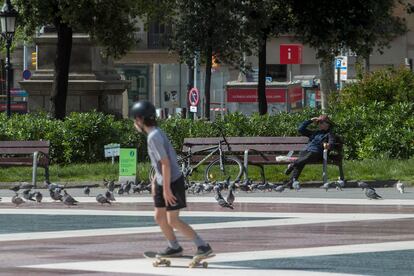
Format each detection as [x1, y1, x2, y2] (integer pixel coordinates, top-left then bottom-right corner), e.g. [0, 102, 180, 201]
[147, 127, 182, 185]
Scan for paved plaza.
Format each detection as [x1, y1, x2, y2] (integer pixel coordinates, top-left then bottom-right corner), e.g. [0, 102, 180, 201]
[1, 187, 414, 275]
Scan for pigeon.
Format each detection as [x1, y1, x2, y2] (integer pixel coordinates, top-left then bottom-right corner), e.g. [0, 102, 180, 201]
[105, 190, 116, 201]
[12, 194, 25, 207]
[337, 178, 345, 189]
[214, 191, 233, 209]
[20, 182, 34, 190]
[132, 181, 144, 193]
[365, 188, 382, 199]
[203, 182, 214, 193]
[9, 184, 20, 192]
[396, 180, 405, 194]
[274, 185, 286, 193]
[117, 187, 125, 195]
[292, 180, 301, 191]
[50, 189, 63, 201]
[35, 192, 43, 203]
[123, 181, 132, 194]
[194, 183, 204, 194]
[226, 188, 235, 206]
[22, 189, 36, 201]
[104, 179, 116, 192]
[357, 181, 373, 190]
[257, 184, 267, 191]
[44, 180, 64, 190]
[321, 182, 335, 192]
[83, 186, 91, 196]
[96, 193, 111, 205]
[63, 190, 78, 206]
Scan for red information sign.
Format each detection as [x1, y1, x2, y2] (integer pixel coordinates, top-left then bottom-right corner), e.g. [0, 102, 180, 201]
[188, 87, 200, 106]
[280, 44, 303, 64]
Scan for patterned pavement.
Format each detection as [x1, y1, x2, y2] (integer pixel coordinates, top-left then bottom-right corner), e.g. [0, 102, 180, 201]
[1, 187, 414, 276]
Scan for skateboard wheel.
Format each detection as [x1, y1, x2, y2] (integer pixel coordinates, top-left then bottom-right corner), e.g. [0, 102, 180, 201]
[202, 262, 208, 268]
[166, 260, 171, 267]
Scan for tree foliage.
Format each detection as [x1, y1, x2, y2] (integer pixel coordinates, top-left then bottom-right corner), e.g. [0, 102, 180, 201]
[14, 0, 142, 119]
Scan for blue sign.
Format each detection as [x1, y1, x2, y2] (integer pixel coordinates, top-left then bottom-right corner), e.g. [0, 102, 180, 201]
[335, 59, 342, 69]
[23, 69, 31, 80]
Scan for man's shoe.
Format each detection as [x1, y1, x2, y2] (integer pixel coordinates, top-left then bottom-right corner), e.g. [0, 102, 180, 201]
[156, 246, 183, 258]
[284, 163, 294, 175]
[195, 244, 213, 257]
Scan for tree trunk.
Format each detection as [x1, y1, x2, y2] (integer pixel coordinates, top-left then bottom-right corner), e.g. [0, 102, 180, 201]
[319, 56, 335, 110]
[50, 21, 72, 120]
[257, 36, 267, 115]
[204, 45, 213, 120]
[364, 55, 370, 74]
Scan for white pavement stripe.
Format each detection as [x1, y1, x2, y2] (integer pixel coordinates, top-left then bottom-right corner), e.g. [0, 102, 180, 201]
[1, 210, 413, 242]
[24, 240, 414, 276]
[2, 196, 414, 205]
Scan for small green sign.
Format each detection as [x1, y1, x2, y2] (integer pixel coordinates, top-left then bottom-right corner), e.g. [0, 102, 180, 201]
[119, 148, 137, 176]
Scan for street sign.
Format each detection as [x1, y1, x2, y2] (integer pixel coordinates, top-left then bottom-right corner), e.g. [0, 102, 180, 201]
[119, 148, 137, 183]
[335, 58, 342, 69]
[22, 69, 31, 80]
[280, 44, 303, 64]
[188, 87, 200, 106]
[190, 105, 197, 113]
[335, 56, 348, 81]
[104, 143, 120, 164]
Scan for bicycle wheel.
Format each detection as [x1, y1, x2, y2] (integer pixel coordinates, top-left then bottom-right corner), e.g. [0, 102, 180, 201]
[204, 156, 243, 183]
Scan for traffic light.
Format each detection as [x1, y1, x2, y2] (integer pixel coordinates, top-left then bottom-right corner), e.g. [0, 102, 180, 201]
[212, 54, 220, 70]
[31, 52, 37, 68]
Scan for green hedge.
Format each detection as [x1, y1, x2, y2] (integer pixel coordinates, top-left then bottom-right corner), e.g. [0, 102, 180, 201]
[0, 103, 413, 163]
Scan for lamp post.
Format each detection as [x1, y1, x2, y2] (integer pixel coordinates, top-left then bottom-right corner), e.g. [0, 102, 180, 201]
[0, 0, 17, 117]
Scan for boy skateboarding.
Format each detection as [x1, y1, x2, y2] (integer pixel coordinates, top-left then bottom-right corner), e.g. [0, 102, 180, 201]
[132, 100, 213, 259]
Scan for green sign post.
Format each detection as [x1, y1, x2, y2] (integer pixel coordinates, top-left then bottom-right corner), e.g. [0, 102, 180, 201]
[119, 148, 137, 182]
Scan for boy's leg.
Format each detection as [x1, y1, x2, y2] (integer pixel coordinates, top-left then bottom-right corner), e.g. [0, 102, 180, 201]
[153, 183, 183, 256]
[155, 207, 176, 241]
[167, 210, 212, 256]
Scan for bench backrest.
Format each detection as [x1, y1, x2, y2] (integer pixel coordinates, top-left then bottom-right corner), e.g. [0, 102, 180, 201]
[0, 141, 50, 155]
[182, 137, 310, 153]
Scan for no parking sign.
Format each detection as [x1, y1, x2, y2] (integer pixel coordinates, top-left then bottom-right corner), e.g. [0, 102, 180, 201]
[188, 87, 200, 113]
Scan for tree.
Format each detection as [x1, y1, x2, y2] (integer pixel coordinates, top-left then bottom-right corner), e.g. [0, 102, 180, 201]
[15, 0, 142, 119]
[291, 0, 407, 110]
[171, 0, 250, 120]
[241, 0, 292, 115]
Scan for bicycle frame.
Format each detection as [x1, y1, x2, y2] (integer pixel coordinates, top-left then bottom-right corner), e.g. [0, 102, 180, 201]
[180, 141, 226, 177]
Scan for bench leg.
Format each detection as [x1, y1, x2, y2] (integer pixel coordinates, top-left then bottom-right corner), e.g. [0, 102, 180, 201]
[243, 150, 249, 180]
[322, 149, 328, 184]
[32, 151, 39, 189]
[338, 161, 345, 181]
[45, 166, 50, 183]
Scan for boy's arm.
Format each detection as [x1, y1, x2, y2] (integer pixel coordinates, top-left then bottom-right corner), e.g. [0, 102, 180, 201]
[160, 157, 176, 206]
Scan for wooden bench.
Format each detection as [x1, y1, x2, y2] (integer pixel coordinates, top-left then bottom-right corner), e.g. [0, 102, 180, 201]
[182, 136, 344, 183]
[0, 141, 50, 187]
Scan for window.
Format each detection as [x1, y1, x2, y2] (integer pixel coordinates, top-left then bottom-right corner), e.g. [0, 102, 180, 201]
[266, 64, 287, 82]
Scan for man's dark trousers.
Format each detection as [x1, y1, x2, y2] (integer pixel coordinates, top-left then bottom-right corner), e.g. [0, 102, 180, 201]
[288, 151, 323, 181]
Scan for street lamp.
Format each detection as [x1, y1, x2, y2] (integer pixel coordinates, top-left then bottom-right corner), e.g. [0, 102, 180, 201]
[0, 0, 17, 117]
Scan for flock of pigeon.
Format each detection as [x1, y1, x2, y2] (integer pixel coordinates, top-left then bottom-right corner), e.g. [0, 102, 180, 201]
[0, 178, 408, 208]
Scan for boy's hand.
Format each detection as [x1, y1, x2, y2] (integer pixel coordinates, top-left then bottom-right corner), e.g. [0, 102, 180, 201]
[311, 117, 319, 123]
[163, 187, 177, 206]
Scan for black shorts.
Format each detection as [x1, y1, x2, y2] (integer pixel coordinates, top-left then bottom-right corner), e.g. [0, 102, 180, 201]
[154, 175, 187, 211]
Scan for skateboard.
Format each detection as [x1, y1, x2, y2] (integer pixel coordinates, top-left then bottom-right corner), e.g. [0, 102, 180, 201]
[143, 251, 215, 268]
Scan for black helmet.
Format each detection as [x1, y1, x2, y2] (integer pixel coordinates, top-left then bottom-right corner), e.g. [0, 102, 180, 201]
[130, 101, 156, 119]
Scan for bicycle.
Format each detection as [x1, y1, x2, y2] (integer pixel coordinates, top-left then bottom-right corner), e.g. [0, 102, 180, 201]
[148, 126, 243, 183]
